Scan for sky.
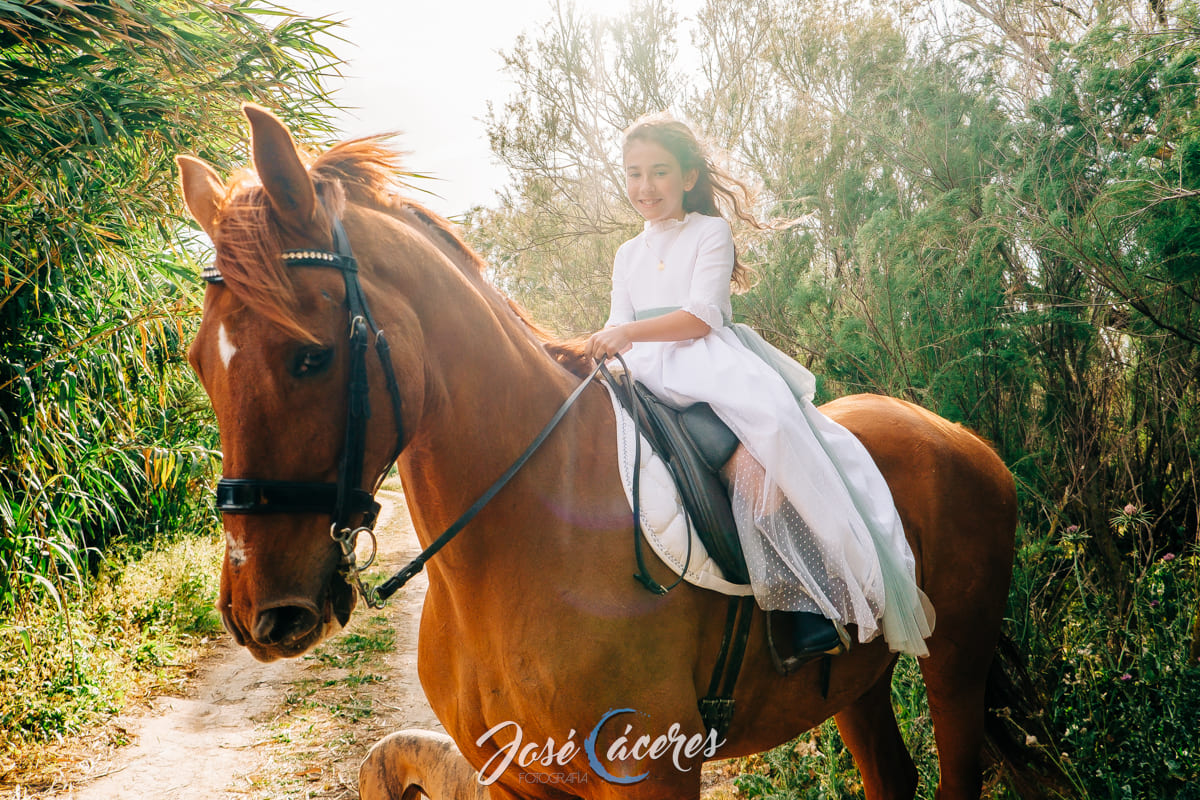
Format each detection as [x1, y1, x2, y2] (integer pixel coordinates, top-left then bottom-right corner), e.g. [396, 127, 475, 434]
[283, 0, 705, 218]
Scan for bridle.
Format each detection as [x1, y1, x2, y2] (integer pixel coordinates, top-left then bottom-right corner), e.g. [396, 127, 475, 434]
[205, 208, 671, 608]
[205, 211, 406, 607]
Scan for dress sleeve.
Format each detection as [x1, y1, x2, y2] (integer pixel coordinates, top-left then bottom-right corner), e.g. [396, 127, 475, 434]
[681, 218, 734, 330]
[605, 241, 635, 327]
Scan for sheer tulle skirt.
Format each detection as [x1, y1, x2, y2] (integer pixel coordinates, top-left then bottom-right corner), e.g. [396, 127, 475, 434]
[622, 324, 935, 657]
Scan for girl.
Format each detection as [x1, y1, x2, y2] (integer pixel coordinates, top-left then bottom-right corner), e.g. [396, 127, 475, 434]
[586, 115, 934, 661]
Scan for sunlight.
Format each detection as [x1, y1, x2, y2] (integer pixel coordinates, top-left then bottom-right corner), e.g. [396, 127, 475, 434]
[282, 0, 712, 216]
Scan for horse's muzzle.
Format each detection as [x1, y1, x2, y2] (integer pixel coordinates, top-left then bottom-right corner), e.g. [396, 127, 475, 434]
[251, 598, 322, 648]
[220, 576, 355, 662]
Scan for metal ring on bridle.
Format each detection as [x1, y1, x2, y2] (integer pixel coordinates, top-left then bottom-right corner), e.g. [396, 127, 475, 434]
[331, 523, 377, 569]
[331, 522, 353, 544]
[349, 526, 378, 571]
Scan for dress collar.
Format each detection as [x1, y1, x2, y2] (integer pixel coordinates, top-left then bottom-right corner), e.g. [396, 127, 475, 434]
[643, 211, 694, 234]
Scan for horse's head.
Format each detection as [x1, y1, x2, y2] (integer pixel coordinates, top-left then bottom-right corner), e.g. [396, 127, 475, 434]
[178, 105, 419, 661]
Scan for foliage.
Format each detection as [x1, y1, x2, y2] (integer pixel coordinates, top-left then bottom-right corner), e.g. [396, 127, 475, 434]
[0, 533, 224, 783]
[999, 19, 1200, 594]
[1011, 519, 1200, 799]
[0, 0, 339, 612]
[466, 0, 1200, 796]
[0, 0, 341, 756]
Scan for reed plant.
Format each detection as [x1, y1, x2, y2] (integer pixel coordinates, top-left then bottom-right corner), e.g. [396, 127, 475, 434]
[0, 0, 342, 765]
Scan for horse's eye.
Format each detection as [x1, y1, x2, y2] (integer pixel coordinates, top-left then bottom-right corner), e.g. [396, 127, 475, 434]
[291, 347, 333, 377]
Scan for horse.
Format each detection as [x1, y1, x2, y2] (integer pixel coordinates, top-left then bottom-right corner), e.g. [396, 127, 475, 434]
[178, 104, 1022, 800]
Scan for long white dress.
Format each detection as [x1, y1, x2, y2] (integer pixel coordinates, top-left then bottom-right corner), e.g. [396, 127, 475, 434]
[607, 211, 935, 656]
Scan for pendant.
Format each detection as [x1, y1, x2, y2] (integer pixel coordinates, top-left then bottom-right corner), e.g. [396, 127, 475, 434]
[657, 260, 665, 271]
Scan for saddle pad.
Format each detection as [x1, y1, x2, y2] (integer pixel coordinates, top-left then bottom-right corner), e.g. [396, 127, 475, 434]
[602, 380, 753, 597]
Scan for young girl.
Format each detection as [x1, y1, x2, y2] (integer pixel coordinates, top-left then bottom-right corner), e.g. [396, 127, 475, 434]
[586, 115, 934, 660]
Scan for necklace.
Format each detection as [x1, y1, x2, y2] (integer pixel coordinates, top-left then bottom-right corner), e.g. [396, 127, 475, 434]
[642, 221, 687, 271]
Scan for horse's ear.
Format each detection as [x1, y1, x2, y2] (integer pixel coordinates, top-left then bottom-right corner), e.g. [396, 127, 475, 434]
[243, 103, 316, 231]
[176, 155, 226, 240]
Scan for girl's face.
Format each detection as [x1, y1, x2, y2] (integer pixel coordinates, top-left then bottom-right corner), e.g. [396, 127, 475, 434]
[623, 138, 698, 224]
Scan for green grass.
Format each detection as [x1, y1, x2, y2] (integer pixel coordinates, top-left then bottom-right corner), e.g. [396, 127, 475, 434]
[309, 615, 396, 670]
[0, 532, 224, 784]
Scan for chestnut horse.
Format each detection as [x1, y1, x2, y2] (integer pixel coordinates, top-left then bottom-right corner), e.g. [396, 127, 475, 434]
[178, 105, 1018, 800]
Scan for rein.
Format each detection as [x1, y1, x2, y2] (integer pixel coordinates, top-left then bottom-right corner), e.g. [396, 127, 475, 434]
[208, 211, 667, 607]
[373, 355, 681, 604]
[372, 357, 607, 603]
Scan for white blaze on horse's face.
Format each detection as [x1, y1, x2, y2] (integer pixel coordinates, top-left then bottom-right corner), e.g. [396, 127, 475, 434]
[217, 322, 237, 371]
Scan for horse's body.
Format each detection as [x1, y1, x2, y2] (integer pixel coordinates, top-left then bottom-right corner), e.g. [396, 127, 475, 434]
[179, 106, 1017, 800]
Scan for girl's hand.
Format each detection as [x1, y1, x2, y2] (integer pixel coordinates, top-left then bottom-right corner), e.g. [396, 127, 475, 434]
[586, 325, 634, 361]
[585, 312, 711, 361]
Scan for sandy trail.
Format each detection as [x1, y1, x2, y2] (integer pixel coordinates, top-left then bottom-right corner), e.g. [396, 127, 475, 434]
[57, 488, 438, 800]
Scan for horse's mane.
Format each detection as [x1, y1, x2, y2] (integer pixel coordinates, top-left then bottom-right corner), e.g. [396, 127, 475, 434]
[209, 137, 592, 376]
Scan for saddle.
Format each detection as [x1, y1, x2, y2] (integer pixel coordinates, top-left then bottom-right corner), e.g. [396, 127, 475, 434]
[607, 372, 847, 686]
[607, 372, 749, 585]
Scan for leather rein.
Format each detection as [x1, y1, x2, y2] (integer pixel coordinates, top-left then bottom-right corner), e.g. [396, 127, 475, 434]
[206, 211, 645, 608]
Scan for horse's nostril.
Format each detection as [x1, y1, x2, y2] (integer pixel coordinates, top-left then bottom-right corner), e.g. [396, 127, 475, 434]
[251, 603, 320, 646]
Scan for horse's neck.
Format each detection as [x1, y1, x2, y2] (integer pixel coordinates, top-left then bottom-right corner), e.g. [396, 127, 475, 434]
[399, 323, 587, 571]
[357, 203, 589, 551]
[411, 319, 573, 483]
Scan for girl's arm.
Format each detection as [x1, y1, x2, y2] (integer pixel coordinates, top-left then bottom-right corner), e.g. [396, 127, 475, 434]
[586, 309, 709, 360]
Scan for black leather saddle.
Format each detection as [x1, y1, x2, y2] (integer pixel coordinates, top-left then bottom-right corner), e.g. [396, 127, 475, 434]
[607, 373, 847, 682]
[608, 372, 749, 585]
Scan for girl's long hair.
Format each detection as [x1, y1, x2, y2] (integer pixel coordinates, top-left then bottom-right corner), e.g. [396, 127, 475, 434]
[623, 114, 760, 292]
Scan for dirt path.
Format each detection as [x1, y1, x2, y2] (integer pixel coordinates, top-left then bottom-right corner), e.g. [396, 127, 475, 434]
[39, 485, 739, 800]
[50, 486, 438, 800]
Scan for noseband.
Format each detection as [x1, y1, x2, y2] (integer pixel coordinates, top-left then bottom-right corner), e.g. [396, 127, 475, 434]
[206, 213, 406, 605]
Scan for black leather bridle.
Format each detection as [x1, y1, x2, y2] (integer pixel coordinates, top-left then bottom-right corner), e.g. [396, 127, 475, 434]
[204, 209, 673, 609]
[205, 212, 406, 605]
[204, 208, 618, 609]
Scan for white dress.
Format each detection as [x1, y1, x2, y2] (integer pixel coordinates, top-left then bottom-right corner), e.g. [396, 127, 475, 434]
[607, 212, 935, 656]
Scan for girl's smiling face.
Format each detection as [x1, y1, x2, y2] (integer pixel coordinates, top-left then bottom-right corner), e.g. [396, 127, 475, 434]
[624, 138, 698, 223]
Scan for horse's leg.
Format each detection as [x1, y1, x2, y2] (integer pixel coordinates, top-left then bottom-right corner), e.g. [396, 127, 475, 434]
[920, 634, 995, 800]
[920, 504, 1013, 800]
[834, 659, 918, 800]
[359, 729, 488, 800]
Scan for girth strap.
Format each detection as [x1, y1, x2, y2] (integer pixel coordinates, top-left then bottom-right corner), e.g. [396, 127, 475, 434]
[700, 595, 756, 739]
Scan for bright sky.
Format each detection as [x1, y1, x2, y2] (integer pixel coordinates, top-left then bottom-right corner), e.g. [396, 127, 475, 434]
[283, 0, 705, 218]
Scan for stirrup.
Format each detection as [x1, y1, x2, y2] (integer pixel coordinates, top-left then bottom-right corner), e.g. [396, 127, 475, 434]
[767, 611, 850, 676]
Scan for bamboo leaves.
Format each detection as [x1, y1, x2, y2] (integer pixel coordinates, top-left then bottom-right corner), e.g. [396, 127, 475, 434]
[0, 0, 339, 640]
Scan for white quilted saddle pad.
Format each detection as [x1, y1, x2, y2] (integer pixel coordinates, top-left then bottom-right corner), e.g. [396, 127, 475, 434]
[601, 380, 752, 596]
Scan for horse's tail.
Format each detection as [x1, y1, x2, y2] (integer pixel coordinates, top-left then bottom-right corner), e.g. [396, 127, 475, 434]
[982, 634, 1079, 799]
